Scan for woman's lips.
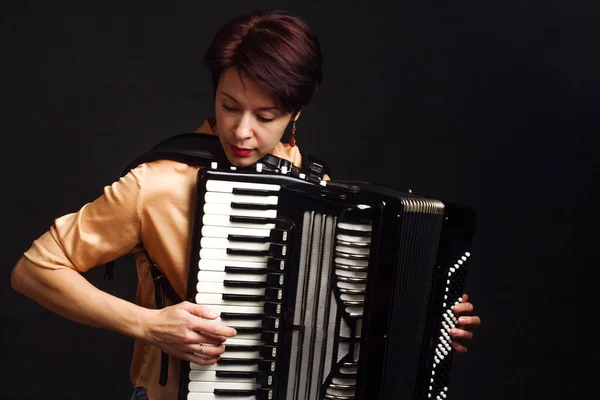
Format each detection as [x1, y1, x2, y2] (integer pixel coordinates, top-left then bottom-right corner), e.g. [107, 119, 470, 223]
[230, 145, 253, 157]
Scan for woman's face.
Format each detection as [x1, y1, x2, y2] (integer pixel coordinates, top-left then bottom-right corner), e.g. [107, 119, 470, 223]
[214, 66, 294, 167]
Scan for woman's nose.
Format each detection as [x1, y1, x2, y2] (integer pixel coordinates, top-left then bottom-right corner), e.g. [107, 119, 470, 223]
[234, 115, 254, 141]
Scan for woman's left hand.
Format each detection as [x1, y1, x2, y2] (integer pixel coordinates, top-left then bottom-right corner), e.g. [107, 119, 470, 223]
[450, 293, 481, 353]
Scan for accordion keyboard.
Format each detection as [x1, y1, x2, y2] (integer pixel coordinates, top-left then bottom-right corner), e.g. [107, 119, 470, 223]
[188, 178, 290, 400]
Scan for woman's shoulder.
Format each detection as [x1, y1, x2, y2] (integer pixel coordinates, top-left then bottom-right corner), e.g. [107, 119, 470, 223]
[273, 142, 303, 168]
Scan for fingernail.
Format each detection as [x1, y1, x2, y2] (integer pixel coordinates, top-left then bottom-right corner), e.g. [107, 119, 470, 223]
[450, 329, 457, 337]
[208, 311, 218, 318]
[458, 317, 466, 324]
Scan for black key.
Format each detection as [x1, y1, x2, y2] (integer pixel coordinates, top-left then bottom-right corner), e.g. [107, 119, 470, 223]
[224, 266, 267, 274]
[230, 327, 263, 334]
[215, 371, 257, 379]
[267, 258, 286, 272]
[220, 312, 263, 320]
[269, 243, 287, 258]
[226, 243, 287, 257]
[223, 344, 261, 352]
[214, 389, 255, 396]
[270, 228, 289, 243]
[264, 302, 282, 315]
[264, 288, 283, 301]
[224, 280, 267, 288]
[230, 202, 277, 211]
[223, 274, 283, 288]
[261, 331, 280, 345]
[230, 216, 277, 225]
[227, 234, 270, 243]
[222, 294, 264, 302]
[260, 345, 278, 359]
[258, 359, 276, 373]
[221, 288, 282, 302]
[232, 188, 279, 196]
[266, 273, 285, 287]
[262, 316, 280, 330]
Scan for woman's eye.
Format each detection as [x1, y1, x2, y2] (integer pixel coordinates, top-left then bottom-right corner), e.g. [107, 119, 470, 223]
[222, 104, 237, 112]
[257, 115, 275, 122]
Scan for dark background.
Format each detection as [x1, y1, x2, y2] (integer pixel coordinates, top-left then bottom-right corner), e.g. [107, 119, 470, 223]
[1, 0, 598, 399]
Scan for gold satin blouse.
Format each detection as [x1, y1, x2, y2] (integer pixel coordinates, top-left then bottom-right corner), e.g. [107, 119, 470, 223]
[22, 119, 304, 400]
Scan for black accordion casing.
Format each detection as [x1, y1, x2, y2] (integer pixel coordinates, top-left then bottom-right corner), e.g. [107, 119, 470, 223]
[179, 166, 476, 400]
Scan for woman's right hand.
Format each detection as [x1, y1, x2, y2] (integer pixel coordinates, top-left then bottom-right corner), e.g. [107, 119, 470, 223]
[144, 301, 237, 365]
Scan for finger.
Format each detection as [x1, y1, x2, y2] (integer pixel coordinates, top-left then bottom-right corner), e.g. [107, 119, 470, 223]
[458, 315, 481, 327]
[451, 340, 468, 353]
[450, 328, 473, 341]
[184, 302, 219, 320]
[186, 343, 226, 358]
[452, 302, 474, 315]
[187, 353, 221, 366]
[461, 293, 469, 303]
[189, 318, 237, 338]
[183, 332, 227, 346]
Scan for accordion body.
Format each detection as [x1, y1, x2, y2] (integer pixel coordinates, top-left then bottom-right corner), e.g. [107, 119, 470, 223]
[179, 164, 476, 400]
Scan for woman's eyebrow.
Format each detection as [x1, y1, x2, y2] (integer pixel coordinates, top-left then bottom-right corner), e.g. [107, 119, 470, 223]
[220, 92, 282, 111]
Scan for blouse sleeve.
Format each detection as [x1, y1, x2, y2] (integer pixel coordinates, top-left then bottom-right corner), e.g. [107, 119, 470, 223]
[22, 164, 147, 273]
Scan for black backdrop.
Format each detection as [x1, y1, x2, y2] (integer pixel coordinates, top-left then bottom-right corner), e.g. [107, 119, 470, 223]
[1, 1, 598, 399]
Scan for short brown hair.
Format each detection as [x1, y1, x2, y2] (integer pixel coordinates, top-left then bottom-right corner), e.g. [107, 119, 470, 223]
[204, 10, 323, 114]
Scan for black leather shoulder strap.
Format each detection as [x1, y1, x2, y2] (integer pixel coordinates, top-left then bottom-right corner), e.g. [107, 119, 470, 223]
[120, 132, 229, 176]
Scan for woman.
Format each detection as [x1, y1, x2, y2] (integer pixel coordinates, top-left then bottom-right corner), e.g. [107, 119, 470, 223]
[10, 10, 481, 400]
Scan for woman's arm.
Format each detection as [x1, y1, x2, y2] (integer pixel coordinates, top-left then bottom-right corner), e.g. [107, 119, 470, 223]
[11, 256, 152, 339]
[11, 164, 236, 364]
[11, 255, 236, 363]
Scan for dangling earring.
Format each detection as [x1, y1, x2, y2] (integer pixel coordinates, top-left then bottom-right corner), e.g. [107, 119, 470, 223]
[290, 121, 297, 147]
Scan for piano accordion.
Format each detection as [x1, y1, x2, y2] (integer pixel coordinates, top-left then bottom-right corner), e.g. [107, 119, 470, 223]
[179, 163, 476, 400]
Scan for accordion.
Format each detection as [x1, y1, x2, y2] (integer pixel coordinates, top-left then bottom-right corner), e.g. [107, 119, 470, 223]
[178, 163, 476, 400]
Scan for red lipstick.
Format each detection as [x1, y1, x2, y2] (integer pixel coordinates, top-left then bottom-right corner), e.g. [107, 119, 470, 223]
[230, 145, 253, 157]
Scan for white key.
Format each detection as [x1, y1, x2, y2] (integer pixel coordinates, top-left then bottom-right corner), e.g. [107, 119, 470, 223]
[191, 362, 257, 372]
[223, 338, 262, 346]
[204, 192, 278, 205]
[188, 381, 257, 391]
[200, 238, 271, 251]
[230, 332, 261, 341]
[206, 180, 280, 193]
[202, 214, 276, 230]
[189, 370, 255, 382]
[199, 249, 269, 263]
[204, 203, 277, 219]
[218, 350, 260, 359]
[198, 271, 266, 283]
[203, 305, 264, 316]
[195, 293, 264, 307]
[199, 259, 268, 272]
[201, 225, 273, 239]
[196, 282, 265, 296]
[188, 394, 256, 400]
